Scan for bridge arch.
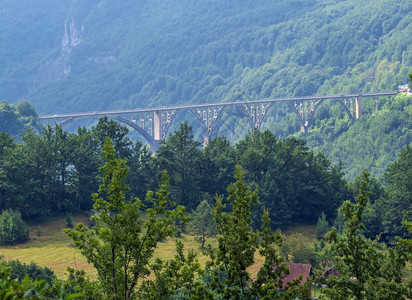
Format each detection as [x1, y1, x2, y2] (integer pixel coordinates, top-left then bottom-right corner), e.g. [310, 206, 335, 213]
[48, 115, 161, 154]
[305, 98, 354, 130]
[285, 98, 355, 132]
[286, 102, 307, 132]
[188, 105, 227, 146]
[335, 99, 353, 119]
[114, 116, 159, 153]
[235, 102, 276, 132]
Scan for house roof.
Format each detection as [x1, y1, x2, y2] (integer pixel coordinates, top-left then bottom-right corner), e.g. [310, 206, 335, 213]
[281, 263, 313, 287]
[252, 262, 313, 289]
[323, 265, 339, 278]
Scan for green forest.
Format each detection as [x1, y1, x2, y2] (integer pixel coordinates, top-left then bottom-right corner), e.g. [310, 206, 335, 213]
[1, 0, 412, 298]
[1, 0, 411, 114]
[0, 114, 411, 298]
[1, 0, 411, 180]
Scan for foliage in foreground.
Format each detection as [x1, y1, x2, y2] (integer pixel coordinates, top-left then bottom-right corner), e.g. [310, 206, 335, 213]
[204, 166, 311, 299]
[65, 138, 312, 299]
[0, 264, 80, 300]
[321, 171, 411, 299]
[0, 259, 57, 286]
[65, 137, 186, 300]
[2, 137, 412, 298]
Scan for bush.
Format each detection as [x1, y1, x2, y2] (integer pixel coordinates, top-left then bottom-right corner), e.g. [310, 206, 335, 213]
[0, 209, 29, 245]
[282, 233, 317, 265]
[0, 263, 80, 299]
[66, 213, 73, 228]
[2, 259, 57, 286]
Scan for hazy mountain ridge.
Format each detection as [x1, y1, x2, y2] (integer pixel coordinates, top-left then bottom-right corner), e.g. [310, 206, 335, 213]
[1, 0, 410, 115]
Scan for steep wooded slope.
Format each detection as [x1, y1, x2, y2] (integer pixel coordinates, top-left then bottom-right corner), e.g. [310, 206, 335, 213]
[1, 0, 410, 113]
[1, 0, 411, 179]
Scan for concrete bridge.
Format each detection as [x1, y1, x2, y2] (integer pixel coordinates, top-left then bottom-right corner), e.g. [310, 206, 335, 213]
[39, 91, 398, 152]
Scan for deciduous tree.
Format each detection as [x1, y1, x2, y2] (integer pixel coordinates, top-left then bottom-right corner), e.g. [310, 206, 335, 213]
[190, 199, 217, 248]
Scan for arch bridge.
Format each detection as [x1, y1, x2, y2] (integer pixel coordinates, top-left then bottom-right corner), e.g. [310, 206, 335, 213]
[39, 91, 398, 152]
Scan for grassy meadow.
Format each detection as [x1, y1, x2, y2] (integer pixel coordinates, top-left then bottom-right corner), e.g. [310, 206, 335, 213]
[0, 215, 95, 279]
[1, 214, 410, 292]
[0, 214, 225, 279]
[0, 214, 319, 280]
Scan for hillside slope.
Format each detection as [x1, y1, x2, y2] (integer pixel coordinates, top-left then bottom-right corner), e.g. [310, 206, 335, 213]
[1, 0, 410, 112]
[0, 0, 411, 179]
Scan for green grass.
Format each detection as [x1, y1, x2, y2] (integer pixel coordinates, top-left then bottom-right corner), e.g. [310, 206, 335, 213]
[0, 214, 219, 279]
[283, 223, 318, 244]
[0, 216, 319, 280]
[0, 215, 94, 279]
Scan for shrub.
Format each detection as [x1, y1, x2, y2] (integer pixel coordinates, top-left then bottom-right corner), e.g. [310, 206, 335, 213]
[2, 259, 57, 286]
[0, 209, 29, 245]
[66, 213, 73, 228]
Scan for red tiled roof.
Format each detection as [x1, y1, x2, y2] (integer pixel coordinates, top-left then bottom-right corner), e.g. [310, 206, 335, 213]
[253, 263, 313, 289]
[281, 263, 312, 287]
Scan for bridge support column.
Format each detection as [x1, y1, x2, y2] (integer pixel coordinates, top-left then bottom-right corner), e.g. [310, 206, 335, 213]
[375, 97, 379, 112]
[300, 124, 308, 133]
[154, 111, 162, 141]
[190, 106, 225, 149]
[355, 96, 362, 119]
[203, 135, 209, 148]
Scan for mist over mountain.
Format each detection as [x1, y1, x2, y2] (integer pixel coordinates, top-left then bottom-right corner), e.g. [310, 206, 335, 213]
[1, 0, 410, 113]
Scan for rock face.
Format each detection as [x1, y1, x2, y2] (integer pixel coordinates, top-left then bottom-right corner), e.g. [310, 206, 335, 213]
[60, 16, 83, 74]
[29, 2, 90, 86]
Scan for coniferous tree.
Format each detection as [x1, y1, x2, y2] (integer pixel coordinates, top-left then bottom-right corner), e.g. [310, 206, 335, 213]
[200, 136, 236, 197]
[209, 165, 259, 299]
[382, 145, 412, 240]
[157, 121, 202, 210]
[316, 212, 329, 240]
[322, 171, 408, 299]
[209, 166, 312, 299]
[92, 117, 133, 159]
[126, 140, 157, 202]
[252, 209, 290, 299]
[66, 137, 185, 300]
[69, 127, 101, 211]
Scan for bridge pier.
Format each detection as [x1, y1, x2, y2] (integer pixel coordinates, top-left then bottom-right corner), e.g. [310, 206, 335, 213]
[203, 135, 209, 147]
[355, 96, 362, 119]
[190, 106, 226, 148]
[154, 111, 162, 141]
[300, 124, 308, 133]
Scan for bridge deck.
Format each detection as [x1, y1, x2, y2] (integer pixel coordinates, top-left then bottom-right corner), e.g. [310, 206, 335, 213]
[39, 91, 398, 119]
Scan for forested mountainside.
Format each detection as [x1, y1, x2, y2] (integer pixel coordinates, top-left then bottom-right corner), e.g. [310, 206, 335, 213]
[303, 92, 412, 180]
[1, 0, 411, 112]
[1, 0, 411, 179]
